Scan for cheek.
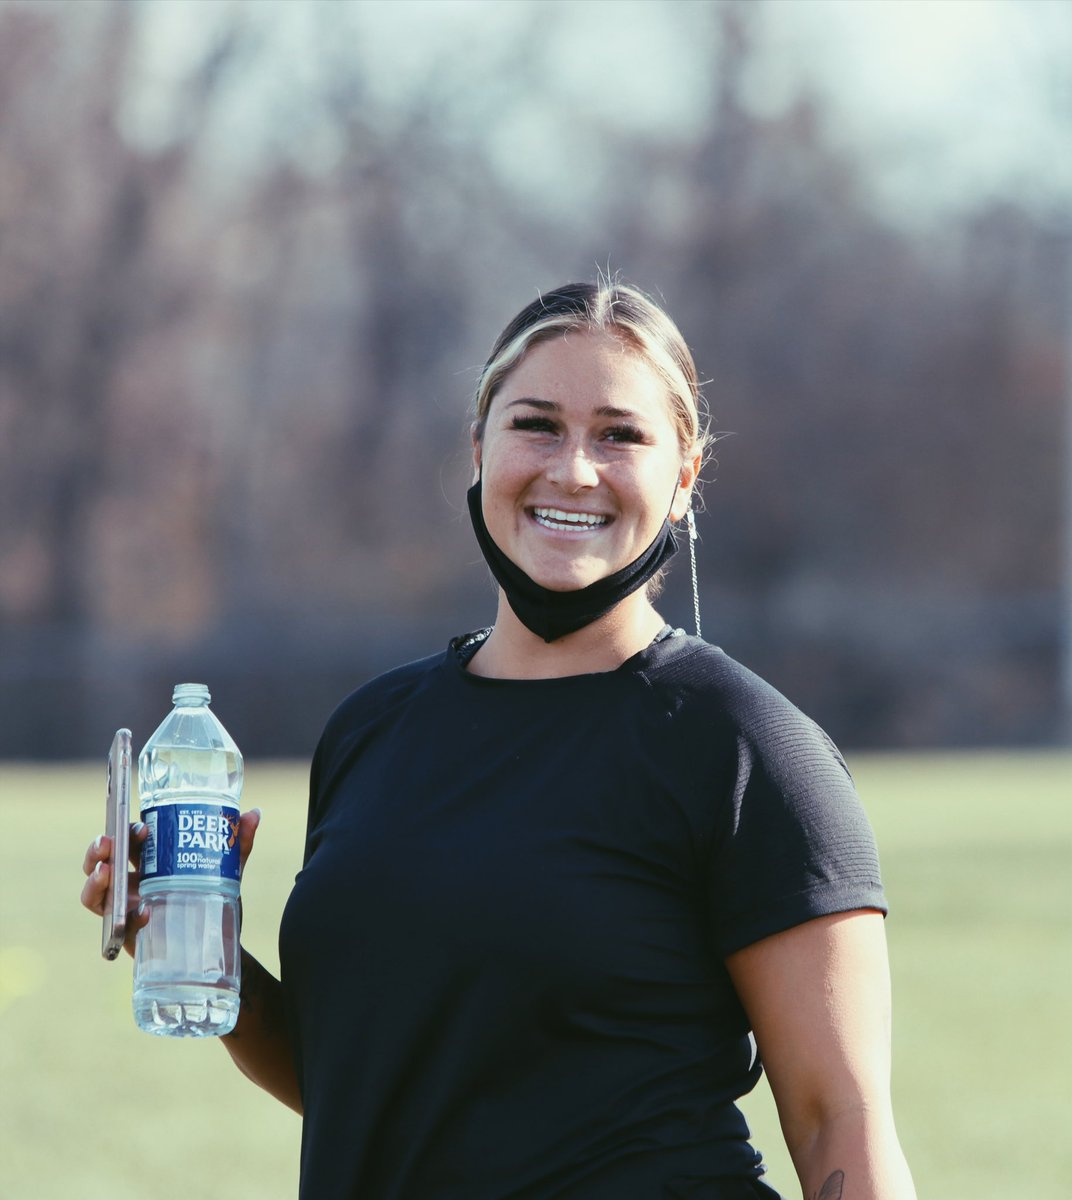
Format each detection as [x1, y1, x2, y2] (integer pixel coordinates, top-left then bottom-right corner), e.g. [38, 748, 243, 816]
[479, 456, 527, 520]
[482, 436, 541, 491]
[625, 462, 682, 522]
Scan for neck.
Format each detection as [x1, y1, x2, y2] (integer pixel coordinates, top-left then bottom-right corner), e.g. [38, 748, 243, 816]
[466, 588, 667, 679]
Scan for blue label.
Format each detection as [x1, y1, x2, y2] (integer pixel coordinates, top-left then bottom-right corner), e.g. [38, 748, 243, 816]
[141, 803, 241, 882]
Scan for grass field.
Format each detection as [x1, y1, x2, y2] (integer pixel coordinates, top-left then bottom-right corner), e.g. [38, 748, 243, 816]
[1, 751, 1069, 1199]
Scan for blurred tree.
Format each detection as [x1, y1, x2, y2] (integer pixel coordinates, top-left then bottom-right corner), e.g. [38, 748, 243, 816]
[0, 0, 1064, 754]
[0, 1, 249, 639]
[596, 0, 1064, 744]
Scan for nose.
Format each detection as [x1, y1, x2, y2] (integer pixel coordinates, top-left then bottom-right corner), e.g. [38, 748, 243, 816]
[545, 438, 599, 492]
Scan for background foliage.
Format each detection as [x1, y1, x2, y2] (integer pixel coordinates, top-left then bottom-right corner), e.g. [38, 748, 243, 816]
[1, 0, 1069, 757]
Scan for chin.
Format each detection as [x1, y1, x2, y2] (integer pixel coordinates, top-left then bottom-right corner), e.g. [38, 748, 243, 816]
[506, 526, 629, 591]
[515, 543, 621, 592]
[539, 578, 596, 594]
[528, 566, 607, 593]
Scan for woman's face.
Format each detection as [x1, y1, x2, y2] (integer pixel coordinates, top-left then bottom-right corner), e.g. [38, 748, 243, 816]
[473, 330, 699, 593]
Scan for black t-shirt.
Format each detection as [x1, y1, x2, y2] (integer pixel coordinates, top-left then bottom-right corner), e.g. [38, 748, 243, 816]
[278, 632, 886, 1199]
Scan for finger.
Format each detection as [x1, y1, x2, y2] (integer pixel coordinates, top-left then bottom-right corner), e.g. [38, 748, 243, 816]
[126, 888, 149, 926]
[123, 895, 149, 958]
[80, 859, 110, 915]
[238, 808, 262, 875]
[82, 833, 112, 878]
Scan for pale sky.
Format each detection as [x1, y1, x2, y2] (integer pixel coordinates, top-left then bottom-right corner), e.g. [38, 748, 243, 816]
[121, 0, 1072, 224]
[746, 0, 1071, 221]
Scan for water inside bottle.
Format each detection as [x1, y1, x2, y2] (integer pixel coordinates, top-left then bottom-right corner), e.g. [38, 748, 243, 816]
[134, 683, 244, 1038]
[133, 983, 240, 1037]
[132, 883, 241, 1037]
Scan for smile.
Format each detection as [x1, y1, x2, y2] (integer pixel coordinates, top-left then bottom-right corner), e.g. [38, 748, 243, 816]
[532, 506, 609, 532]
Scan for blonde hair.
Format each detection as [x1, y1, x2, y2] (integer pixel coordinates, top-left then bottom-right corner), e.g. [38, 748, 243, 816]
[472, 281, 711, 459]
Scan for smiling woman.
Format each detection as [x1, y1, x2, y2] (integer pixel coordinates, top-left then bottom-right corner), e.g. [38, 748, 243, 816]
[81, 279, 916, 1200]
[466, 283, 707, 668]
[475, 333, 692, 588]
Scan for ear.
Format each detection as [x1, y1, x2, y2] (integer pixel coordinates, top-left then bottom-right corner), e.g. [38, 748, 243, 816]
[669, 449, 702, 523]
[470, 422, 482, 483]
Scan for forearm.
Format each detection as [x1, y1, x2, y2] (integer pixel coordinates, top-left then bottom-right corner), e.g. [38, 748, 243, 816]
[222, 948, 303, 1114]
[787, 1106, 916, 1200]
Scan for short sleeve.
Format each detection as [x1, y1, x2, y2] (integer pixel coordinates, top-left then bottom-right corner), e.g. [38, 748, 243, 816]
[706, 705, 886, 959]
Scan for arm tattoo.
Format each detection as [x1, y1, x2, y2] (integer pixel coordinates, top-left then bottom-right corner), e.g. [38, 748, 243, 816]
[812, 1170, 845, 1200]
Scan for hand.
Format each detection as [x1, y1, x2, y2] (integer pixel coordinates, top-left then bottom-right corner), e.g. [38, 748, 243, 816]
[236, 807, 262, 878]
[81, 808, 263, 956]
[234, 808, 262, 932]
[80, 822, 150, 958]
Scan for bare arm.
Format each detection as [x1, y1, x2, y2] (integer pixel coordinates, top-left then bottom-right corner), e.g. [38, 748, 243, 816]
[222, 946, 302, 1114]
[726, 911, 916, 1200]
[81, 808, 302, 1115]
[217, 808, 303, 1112]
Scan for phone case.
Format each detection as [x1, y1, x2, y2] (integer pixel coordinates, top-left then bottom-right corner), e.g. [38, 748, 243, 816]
[102, 728, 132, 960]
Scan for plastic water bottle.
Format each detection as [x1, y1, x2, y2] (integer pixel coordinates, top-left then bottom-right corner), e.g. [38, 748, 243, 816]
[133, 683, 243, 1037]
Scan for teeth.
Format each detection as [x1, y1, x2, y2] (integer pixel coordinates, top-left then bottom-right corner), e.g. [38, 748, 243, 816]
[534, 507, 608, 529]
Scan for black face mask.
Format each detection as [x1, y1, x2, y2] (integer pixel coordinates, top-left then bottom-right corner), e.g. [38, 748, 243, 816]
[466, 480, 679, 643]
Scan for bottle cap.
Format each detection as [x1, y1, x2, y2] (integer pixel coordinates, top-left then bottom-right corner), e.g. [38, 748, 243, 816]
[172, 683, 211, 706]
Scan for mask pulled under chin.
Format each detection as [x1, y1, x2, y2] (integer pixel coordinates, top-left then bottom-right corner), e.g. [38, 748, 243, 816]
[466, 480, 679, 643]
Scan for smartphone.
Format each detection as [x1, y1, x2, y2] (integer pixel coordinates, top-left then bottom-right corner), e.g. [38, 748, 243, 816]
[102, 728, 133, 961]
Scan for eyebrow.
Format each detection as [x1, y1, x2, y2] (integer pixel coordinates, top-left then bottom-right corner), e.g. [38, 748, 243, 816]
[504, 398, 640, 420]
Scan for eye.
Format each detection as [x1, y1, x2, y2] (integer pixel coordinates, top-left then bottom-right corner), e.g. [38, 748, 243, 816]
[509, 415, 558, 434]
[604, 423, 648, 444]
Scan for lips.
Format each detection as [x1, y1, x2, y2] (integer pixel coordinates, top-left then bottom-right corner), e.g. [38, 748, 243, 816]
[531, 506, 610, 532]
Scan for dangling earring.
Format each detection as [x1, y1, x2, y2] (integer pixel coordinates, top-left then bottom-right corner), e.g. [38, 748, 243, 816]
[686, 506, 702, 639]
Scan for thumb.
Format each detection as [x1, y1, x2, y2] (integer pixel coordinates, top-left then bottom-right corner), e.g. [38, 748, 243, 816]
[238, 807, 262, 876]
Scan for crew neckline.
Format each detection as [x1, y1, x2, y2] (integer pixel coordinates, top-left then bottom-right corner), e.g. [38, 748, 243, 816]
[449, 624, 686, 681]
